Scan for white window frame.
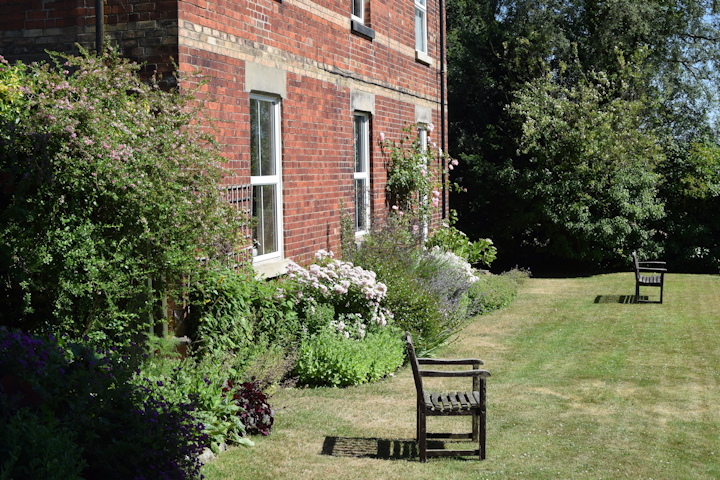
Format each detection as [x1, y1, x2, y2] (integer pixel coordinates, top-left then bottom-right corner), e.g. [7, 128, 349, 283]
[354, 113, 371, 235]
[250, 94, 283, 263]
[352, 0, 365, 23]
[415, 0, 427, 54]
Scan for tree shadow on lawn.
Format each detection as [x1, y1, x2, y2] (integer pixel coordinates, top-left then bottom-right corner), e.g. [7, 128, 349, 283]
[322, 436, 447, 460]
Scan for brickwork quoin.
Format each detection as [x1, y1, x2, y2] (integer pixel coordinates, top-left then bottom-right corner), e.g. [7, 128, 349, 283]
[0, 0, 448, 273]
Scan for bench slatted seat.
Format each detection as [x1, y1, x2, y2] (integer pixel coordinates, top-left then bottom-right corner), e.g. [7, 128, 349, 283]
[632, 250, 667, 304]
[406, 333, 491, 462]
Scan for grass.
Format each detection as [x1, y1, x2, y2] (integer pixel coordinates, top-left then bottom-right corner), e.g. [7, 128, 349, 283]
[201, 272, 720, 480]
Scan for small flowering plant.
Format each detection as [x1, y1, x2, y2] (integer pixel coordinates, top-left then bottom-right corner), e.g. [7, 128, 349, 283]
[285, 250, 393, 339]
[381, 123, 457, 221]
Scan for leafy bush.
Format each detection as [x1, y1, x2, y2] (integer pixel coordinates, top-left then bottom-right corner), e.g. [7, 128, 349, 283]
[0, 48, 246, 342]
[382, 275, 449, 356]
[188, 264, 300, 356]
[138, 350, 248, 454]
[467, 269, 530, 316]
[0, 408, 86, 479]
[294, 327, 404, 387]
[189, 266, 255, 354]
[0, 327, 206, 480]
[426, 211, 497, 268]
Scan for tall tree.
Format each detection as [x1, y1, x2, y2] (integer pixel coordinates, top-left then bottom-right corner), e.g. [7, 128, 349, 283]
[447, 0, 720, 271]
[508, 68, 666, 264]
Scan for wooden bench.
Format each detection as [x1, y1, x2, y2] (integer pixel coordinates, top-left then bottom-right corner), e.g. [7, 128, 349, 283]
[632, 250, 667, 304]
[405, 333, 491, 462]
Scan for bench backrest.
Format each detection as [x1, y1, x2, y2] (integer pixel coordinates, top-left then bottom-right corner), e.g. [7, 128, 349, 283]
[405, 333, 424, 399]
[632, 251, 641, 280]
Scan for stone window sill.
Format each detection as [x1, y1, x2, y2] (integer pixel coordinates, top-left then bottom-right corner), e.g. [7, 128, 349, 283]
[351, 19, 375, 40]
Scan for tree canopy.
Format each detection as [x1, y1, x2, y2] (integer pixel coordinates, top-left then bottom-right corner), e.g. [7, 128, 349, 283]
[448, 0, 720, 272]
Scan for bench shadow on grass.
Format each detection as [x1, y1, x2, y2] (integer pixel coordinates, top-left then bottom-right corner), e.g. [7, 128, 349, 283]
[321, 436, 431, 460]
[594, 295, 646, 304]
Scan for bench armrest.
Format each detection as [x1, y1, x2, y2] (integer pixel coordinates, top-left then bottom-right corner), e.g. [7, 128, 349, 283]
[638, 266, 667, 273]
[419, 369, 491, 378]
[418, 358, 484, 366]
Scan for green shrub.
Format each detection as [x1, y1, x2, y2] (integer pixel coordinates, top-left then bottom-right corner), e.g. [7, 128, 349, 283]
[138, 344, 281, 454]
[0, 408, 86, 480]
[248, 276, 302, 348]
[0, 327, 206, 480]
[467, 269, 530, 316]
[381, 270, 454, 356]
[188, 266, 256, 355]
[294, 327, 404, 387]
[137, 351, 247, 454]
[188, 264, 300, 371]
[426, 211, 497, 268]
[0, 48, 246, 342]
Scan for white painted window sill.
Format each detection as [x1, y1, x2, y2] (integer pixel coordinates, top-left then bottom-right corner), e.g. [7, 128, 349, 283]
[253, 257, 291, 278]
[415, 50, 433, 66]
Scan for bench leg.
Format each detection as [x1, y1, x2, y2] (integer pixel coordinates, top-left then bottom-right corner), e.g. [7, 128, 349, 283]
[480, 381, 487, 460]
[418, 408, 427, 462]
[472, 413, 479, 443]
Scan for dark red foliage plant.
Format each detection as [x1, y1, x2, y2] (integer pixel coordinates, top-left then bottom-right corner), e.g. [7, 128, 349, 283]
[222, 379, 274, 436]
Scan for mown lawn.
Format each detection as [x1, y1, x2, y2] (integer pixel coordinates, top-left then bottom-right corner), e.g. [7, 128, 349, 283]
[202, 272, 720, 480]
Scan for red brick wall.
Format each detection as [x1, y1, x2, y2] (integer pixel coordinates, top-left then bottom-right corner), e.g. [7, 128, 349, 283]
[0, 0, 448, 268]
[0, 0, 177, 77]
[176, 0, 448, 266]
[0, 0, 94, 63]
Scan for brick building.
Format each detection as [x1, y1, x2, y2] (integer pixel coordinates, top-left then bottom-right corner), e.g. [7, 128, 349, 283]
[0, 0, 448, 276]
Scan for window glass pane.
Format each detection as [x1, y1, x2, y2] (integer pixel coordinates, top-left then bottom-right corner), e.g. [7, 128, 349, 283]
[354, 115, 365, 173]
[252, 184, 277, 256]
[355, 178, 367, 231]
[415, 7, 426, 52]
[251, 98, 275, 177]
[352, 0, 363, 18]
